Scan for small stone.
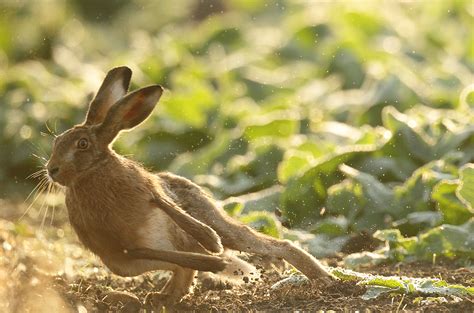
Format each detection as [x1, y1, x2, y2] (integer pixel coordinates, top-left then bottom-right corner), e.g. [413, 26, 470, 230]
[102, 290, 141, 312]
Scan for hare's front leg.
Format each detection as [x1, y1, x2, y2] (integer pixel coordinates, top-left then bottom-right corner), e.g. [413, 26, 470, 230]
[145, 267, 196, 307]
[150, 195, 223, 254]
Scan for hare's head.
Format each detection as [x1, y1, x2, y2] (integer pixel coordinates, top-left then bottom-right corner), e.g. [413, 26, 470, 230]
[46, 67, 163, 186]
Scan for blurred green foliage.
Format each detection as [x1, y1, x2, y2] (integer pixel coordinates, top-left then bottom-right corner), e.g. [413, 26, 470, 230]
[1, 0, 473, 258]
[345, 218, 473, 268]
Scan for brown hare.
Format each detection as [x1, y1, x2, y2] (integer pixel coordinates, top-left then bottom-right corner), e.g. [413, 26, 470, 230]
[45, 66, 333, 306]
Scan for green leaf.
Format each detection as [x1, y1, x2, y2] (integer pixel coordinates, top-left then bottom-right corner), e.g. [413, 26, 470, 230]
[373, 229, 404, 242]
[339, 164, 398, 215]
[416, 280, 474, 297]
[394, 160, 457, 217]
[457, 164, 474, 210]
[312, 216, 349, 237]
[392, 211, 442, 234]
[239, 186, 282, 214]
[331, 268, 364, 281]
[240, 211, 281, 238]
[223, 201, 244, 217]
[358, 220, 474, 263]
[382, 106, 434, 163]
[418, 222, 474, 258]
[434, 127, 474, 157]
[361, 286, 394, 300]
[326, 179, 363, 218]
[281, 146, 376, 226]
[244, 119, 298, 140]
[169, 131, 232, 177]
[283, 230, 349, 258]
[278, 141, 336, 183]
[162, 69, 217, 128]
[277, 153, 311, 183]
[432, 181, 472, 225]
[344, 251, 387, 269]
[330, 268, 474, 300]
[361, 277, 406, 290]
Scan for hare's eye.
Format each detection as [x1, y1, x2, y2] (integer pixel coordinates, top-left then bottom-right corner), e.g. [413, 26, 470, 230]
[77, 138, 89, 149]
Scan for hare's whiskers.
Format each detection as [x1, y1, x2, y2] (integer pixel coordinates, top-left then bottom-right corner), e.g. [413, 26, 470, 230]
[28, 140, 50, 162]
[31, 153, 48, 164]
[25, 128, 62, 228]
[24, 175, 47, 203]
[53, 119, 58, 136]
[26, 168, 47, 180]
[49, 184, 60, 226]
[20, 176, 49, 221]
[30, 171, 47, 179]
[40, 182, 53, 230]
[50, 204, 56, 226]
[45, 120, 58, 138]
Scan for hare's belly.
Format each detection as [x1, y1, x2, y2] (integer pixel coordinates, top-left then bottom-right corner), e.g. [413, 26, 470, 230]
[104, 209, 185, 276]
[105, 255, 177, 276]
[136, 208, 176, 251]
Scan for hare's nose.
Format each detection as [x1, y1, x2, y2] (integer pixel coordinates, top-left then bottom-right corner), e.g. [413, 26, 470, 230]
[48, 166, 60, 177]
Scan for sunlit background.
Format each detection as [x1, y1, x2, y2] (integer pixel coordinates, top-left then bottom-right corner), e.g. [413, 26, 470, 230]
[0, 0, 473, 311]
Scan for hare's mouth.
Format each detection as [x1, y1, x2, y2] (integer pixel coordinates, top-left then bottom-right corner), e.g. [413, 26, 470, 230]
[46, 170, 67, 187]
[48, 176, 66, 187]
[47, 165, 58, 178]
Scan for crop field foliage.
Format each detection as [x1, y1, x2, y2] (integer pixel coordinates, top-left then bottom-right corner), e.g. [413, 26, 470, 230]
[0, 0, 473, 311]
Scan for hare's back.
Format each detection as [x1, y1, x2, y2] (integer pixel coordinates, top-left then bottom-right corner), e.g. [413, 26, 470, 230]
[158, 172, 229, 230]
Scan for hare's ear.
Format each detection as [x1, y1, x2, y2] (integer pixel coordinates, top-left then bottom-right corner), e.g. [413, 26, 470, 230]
[97, 85, 163, 144]
[84, 66, 132, 125]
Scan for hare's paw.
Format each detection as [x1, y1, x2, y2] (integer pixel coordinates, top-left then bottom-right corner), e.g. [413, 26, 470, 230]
[211, 254, 228, 273]
[317, 272, 336, 286]
[309, 267, 337, 286]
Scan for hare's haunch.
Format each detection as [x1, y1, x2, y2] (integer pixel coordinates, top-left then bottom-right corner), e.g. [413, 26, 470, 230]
[45, 66, 334, 305]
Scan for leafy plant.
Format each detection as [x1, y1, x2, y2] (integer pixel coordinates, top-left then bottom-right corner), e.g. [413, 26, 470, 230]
[344, 219, 474, 268]
[0, 0, 473, 264]
[332, 268, 474, 300]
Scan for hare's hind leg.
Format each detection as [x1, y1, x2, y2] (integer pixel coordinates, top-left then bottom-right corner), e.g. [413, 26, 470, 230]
[146, 267, 196, 306]
[159, 172, 333, 283]
[162, 267, 196, 302]
[217, 220, 332, 282]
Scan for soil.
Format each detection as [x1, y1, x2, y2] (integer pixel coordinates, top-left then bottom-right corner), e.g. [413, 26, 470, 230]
[0, 203, 473, 312]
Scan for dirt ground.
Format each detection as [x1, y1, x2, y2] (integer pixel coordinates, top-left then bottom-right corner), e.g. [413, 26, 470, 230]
[56, 261, 474, 312]
[0, 202, 473, 312]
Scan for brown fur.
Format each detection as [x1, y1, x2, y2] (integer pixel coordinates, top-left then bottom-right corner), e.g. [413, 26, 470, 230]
[46, 66, 334, 306]
[150, 195, 223, 253]
[127, 248, 226, 272]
